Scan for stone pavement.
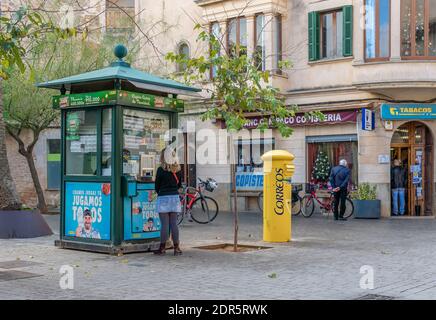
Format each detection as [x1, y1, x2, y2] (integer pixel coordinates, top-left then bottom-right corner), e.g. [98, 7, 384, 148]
[0, 212, 435, 300]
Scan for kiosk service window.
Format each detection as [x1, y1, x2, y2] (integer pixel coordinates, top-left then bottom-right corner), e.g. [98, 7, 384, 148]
[122, 108, 170, 182]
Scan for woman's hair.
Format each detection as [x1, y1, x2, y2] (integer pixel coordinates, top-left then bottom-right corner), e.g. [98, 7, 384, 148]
[160, 147, 181, 173]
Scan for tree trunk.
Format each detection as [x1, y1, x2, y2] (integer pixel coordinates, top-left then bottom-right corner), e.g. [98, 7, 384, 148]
[230, 135, 238, 252]
[0, 79, 22, 210]
[24, 151, 48, 214]
[232, 164, 239, 252]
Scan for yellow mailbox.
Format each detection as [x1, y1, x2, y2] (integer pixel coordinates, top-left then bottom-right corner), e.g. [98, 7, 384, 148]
[261, 150, 295, 242]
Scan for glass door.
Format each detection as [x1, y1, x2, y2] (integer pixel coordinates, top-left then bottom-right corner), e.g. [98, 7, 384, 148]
[390, 146, 410, 215]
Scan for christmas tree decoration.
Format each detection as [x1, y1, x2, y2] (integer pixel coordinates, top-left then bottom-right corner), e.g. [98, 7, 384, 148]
[311, 151, 331, 183]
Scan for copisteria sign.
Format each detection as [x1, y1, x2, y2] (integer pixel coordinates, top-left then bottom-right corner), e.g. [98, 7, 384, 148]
[52, 89, 185, 112]
[381, 103, 436, 120]
[240, 110, 358, 129]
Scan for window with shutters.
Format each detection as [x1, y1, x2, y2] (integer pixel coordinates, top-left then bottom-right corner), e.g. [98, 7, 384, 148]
[320, 10, 343, 59]
[308, 6, 353, 62]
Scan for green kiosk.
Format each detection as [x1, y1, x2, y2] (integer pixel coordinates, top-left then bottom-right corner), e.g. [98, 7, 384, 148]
[37, 45, 200, 254]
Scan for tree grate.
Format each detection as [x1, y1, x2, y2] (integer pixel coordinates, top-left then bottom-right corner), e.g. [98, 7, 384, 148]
[0, 270, 42, 282]
[0, 260, 42, 269]
[355, 294, 395, 300]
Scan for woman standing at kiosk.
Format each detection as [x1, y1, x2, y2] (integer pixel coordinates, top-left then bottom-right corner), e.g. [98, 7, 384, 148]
[154, 147, 183, 256]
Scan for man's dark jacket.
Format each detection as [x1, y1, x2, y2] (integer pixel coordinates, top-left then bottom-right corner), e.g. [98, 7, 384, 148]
[329, 165, 351, 189]
[391, 166, 407, 189]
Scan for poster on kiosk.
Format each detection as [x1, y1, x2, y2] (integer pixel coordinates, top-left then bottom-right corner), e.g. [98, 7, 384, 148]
[64, 182, 111, 240]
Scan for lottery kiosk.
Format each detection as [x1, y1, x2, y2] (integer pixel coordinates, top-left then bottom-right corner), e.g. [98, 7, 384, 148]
[37, 45, 200, 254]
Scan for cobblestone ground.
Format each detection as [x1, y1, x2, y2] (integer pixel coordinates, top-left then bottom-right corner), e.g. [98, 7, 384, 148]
[0, 212, 435, 300]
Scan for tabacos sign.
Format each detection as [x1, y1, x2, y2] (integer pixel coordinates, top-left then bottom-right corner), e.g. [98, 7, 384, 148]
[381, 104, 436, 120]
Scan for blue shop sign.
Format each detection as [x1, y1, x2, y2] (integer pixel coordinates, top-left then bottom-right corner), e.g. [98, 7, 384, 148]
[236, 172, 264, 191]
[381, 104, 436, 120]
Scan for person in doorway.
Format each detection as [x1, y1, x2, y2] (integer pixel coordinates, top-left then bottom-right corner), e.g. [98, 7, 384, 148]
[329, 159, 351, 221]
[154, 147, 183, 256]
[391, 159, 407, 216]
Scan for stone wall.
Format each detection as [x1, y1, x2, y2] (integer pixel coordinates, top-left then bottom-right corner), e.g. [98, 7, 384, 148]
[6, 128, 61, 209]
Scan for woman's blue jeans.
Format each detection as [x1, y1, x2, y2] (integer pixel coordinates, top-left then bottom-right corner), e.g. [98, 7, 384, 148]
[392, 188, 406, 215]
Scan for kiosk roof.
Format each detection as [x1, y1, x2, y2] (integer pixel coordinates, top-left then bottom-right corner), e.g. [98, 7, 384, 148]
[36, 45, 201, 97]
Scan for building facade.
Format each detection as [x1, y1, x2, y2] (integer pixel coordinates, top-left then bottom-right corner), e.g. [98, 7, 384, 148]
[174, 0, 436, 217]
[6, 0, 436, 218]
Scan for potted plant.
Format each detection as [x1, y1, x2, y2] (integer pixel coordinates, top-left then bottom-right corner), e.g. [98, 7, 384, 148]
[350, 183, 381, 219]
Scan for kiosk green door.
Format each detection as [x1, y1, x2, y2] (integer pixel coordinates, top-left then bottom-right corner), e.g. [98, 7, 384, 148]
[122, 109, 171, 240]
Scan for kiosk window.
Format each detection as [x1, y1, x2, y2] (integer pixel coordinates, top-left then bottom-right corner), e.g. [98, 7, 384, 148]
[123, 109, 170, 181]
[65, 110, 98, 175]
[102, 109, 112, 176]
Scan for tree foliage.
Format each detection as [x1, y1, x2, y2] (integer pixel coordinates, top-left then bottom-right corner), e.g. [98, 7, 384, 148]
[166, 23, 323, 138]
[0, 6, 76, 79]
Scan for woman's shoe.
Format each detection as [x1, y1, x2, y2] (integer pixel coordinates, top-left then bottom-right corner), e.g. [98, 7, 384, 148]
[154, 243, 166, 255]
[173, 243, 183, 256]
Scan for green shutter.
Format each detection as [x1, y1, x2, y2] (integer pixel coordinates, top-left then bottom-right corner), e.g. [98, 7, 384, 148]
[343, 5, 353, 57]
[308, 11, 320, 61]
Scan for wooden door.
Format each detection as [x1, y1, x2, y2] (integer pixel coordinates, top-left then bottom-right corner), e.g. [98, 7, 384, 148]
[390, 146, 410, 215]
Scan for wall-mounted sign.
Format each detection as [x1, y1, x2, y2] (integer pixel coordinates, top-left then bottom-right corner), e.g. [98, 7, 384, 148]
[237, 111, 358, 130]
[378, 154, 390, 164]
[381, 103, 436, 120]
[236, 172, 264, 191]
[362, 108, 375, 131]
[384, 120, 394, 131]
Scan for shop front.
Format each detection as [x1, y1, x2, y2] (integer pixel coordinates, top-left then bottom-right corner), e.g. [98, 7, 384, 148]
[230, 109, 360, 211]
[381, 104, 435, 217]
[37, 45, 200, 254]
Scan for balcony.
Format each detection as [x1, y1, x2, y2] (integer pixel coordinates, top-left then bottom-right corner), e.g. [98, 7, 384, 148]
[352, 60, 436, 101]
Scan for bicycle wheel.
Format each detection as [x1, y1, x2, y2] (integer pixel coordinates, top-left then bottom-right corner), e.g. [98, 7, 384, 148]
[257, 192, 263, 212]
[331, 197, 355, 219]
[190, 197, 211, 224]
[291, 194, 302, 216]
[301, 195, 315, 218]
[203, 196, 219, 222]
[343, 198, 354, 219]
[177, 211, 184, 225]
[177, 195, 185, 225]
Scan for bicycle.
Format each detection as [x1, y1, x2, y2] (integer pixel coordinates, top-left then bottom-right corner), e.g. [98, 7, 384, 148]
[301, 183, 354, 219]
[257, 184, 303, 216]
[177, 177, 219, 225]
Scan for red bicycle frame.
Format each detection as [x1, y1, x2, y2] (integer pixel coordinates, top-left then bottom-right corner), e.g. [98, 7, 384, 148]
[305, 187, 334, 212]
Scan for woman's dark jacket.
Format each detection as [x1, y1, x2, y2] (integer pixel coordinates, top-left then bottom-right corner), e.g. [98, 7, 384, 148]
[155, 167, 182, 196]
